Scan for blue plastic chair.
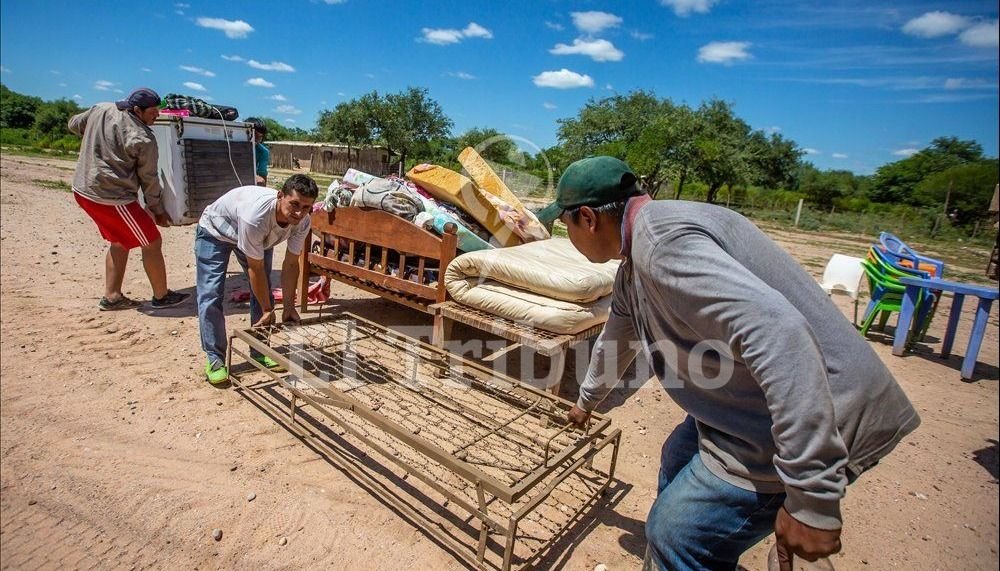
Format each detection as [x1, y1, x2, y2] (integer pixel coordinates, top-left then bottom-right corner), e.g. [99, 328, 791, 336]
[878, 231, 945, 278]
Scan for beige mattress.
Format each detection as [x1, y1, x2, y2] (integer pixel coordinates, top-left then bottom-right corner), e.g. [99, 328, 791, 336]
[445, 238, 620, 334]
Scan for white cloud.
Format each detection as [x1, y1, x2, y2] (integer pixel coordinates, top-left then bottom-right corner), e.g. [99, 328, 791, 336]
[420, 22, 493, 45]
[284, 118, 297, 124]
[72, 94, 83, 100]
[275, 104, 302, 115]
[183, 81, 207, 92]
[570, 11, 622, 35]
[50, 70, 61, 75]
[1, 65, 10, 73]
[765, 126, 782, 134]
[201, 95, 214, 101]
[543, 102, 557, 110]
[268, 94, 288, 101]
[697, 41, 752, 64]
[246, 77, 275, 88]
[221, 54, 244, 62]
[943, 77, 995, 90]
[113, 89, 124, 94]
[605, 83, 615, 90]
[532, 69, 594, 89]
[248, 60, 296, 72]
[140, 67, 152, 72]
[893, 148, 919, 157]
[803, 148, 820, 155]
[550, 38, 624, 62]
[831, 153, 848, 159]
[545, 21, 564, 31]
[447, 71, 476, 80]
[959, 20, 999, 48]
[58, 82, 67, 87]
[463, 22, 493, 39]
[631, 30, 654, 41]
[196, 17, 254, 39]
[421, 28, 463, 44]
[902, 11, 969, 38]
[180, 65, 216, 77]
[93, 80, 114, 91]
[659, 0, 718, 17]
[364, 72, 375, 79]
[337, 91, 346, 97]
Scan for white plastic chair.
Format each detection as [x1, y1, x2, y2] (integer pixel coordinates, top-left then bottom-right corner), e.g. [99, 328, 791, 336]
[818, 254, 865, 324]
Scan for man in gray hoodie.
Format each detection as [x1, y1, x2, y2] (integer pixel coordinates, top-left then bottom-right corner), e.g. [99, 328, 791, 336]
[69, 88, 189, 310]
[537, 156, 919, 570]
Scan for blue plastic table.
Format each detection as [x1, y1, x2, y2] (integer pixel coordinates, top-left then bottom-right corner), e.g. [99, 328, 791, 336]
[894, 276, 999, 379]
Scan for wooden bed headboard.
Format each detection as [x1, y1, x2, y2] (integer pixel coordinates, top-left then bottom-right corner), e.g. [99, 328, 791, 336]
[298, 207, 458, 314]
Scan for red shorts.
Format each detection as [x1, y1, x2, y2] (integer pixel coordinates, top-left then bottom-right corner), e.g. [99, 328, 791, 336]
[74, 193, 161, 250]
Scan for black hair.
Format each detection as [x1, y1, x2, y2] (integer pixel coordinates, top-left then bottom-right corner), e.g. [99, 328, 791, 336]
[245, 117, 267, 134]
[281, 174, 319, 199]
[566, 198, 629, 224]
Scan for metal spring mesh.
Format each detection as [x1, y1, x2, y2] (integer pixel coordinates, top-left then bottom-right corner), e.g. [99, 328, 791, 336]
[245, 318, 615, 565]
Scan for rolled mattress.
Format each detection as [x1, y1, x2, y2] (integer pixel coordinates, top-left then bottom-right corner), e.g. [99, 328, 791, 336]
[445, 238, 620, 334]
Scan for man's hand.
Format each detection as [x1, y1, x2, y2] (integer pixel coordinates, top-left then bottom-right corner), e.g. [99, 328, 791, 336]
[567, 405, 591, 428]
[253, 309, 275, 327]
[773, 506, 841, 568]
[154, 212, 171, 227]
[282, 307, 301, 324]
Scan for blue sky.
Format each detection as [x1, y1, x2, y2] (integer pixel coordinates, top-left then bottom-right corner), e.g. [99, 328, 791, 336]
[1, 0, 997, 174]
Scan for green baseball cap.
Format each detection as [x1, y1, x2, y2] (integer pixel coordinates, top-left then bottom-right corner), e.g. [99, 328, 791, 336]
[536, 156, 641, 226]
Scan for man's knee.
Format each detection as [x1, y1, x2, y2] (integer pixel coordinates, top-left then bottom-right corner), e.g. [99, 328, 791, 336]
[141, 238, 163, 252]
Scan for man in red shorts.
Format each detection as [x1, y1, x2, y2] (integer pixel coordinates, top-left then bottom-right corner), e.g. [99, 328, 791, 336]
[69, 87, 189, 310]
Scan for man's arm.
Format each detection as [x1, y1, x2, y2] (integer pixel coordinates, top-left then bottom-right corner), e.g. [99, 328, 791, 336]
[647, 230, 849, 532]
[133, 136, 166, 218]
[568, 273, 640, 426]
[280, 251, 301, 323]
[67, 107, 92, 136]
[245, 256, 275, 326]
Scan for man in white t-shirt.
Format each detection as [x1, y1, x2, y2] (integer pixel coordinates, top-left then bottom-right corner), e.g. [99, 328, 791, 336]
[195, 174, 319, 384]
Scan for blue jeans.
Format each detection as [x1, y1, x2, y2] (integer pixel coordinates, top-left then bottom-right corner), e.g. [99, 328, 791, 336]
[195, 226, 273, 366]
[644, 415, 785, 571]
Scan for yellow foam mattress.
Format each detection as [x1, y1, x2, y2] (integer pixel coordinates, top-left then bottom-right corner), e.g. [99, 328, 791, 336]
[407, 164, 521, 247]
[458, 147, 550, 243]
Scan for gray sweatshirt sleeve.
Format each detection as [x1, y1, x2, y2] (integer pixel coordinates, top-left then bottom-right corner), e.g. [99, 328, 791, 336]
[128, 134, 164, 215]
[648, 230, 849, 530]
[67, 107, 92, 136]
[576, 271, 640, 411]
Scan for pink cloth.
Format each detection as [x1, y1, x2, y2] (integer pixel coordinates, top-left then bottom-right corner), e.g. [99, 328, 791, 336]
[229, 276, 331, 304]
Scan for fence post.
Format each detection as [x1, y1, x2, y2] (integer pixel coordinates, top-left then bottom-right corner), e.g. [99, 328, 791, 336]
[794, 199, 804, 227]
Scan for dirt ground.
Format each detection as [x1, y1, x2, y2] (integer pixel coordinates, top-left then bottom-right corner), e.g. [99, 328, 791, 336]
[1, 153, 997, 570]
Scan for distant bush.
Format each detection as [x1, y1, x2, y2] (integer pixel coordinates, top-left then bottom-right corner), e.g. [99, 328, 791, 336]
[0, 127, 33, 146]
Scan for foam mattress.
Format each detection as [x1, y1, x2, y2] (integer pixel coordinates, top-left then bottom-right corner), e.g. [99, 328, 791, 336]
[445, 238, 620, 334]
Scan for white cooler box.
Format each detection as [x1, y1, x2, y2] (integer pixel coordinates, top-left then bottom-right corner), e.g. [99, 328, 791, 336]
[151, 116, 256, 225]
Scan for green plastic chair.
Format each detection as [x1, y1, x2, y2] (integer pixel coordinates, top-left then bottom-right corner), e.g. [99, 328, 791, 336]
[866, 247, 939, 341]
[858, 259, 937, 348]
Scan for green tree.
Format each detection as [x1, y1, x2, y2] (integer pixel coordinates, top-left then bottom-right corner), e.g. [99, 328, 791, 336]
[556, 90, 663, 160]
[33, 98, 82, 138]
[913, 160, 999, 224]
[870, 137, 984, 204]
[691, 99, 752, 203]
[746, 131, 803, 191]
[317, 99, 375, 164]
[626, 103, 701, 198]
[454, 127, 519, 165]
[372, 87, 452, 168]
[0, 84, 41, 129]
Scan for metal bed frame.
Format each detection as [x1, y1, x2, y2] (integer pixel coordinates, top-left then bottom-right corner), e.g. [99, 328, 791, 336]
[227, 314, 621, 570]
